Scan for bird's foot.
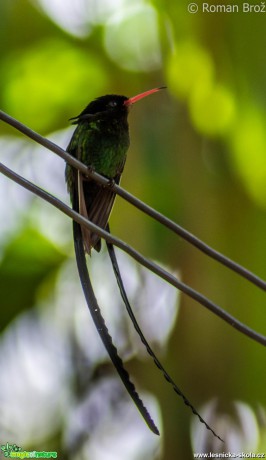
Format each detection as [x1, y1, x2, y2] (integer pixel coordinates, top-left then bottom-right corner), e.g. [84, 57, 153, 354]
[86, 165, 95, 178]
[105, 178, 116, 188]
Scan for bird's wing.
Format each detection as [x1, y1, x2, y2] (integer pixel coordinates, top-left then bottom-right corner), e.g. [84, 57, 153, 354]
[78, 173, 121, 254]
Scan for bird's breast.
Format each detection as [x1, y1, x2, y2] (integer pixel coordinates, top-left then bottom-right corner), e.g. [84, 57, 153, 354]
[88, 126, 130, 178]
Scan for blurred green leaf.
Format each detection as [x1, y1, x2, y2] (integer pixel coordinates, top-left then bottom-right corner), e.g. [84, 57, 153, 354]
[0, 227, 65, 329]
[190, 83, 236, 135]
[2, 39, 108, 133]
[166, 41, 214, 100]
[230, 106, 266, 207]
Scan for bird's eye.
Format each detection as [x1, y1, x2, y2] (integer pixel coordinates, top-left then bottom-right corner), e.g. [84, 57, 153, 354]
[108, 100, 117, 108]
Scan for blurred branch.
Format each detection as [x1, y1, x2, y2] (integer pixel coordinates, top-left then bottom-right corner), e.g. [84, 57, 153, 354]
[0, 110, 266, 292]
[0, 160, 266, 347]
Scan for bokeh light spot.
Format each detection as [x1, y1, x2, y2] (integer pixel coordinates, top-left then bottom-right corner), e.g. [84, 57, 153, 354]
[104, 4, 162, 72]
[2, 39, 108, 132]
[190, 84, 236, 135]
[230, 108, 266, 207]
[166, 41, 214, 99]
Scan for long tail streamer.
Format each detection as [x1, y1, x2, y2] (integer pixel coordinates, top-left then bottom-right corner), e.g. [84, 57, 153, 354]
[106, 225, 223, 442]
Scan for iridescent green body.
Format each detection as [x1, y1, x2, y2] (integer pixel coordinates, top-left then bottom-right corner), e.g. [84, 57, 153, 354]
[66, 115, 129, 199]
[65, 94, 130, 253]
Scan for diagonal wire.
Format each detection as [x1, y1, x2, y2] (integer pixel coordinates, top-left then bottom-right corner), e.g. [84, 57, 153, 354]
[0, 110, 265, 292]
[0, 160, 265, 347]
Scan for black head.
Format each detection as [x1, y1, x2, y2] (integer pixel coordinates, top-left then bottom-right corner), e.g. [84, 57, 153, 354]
[70, 95, 129, 124]
[70, 87, 166, 124]
[85, 94, 128, 114]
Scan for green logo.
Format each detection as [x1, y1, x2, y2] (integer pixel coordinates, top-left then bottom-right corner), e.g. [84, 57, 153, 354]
[0, 444, 57, 459]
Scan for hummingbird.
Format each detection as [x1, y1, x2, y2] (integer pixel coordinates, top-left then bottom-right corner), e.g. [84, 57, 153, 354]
[65, 87, 164, 254]
[65, 88, 222, 441]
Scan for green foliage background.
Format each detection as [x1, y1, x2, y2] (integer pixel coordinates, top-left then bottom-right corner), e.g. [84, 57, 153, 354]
[0, 0, 265, 458]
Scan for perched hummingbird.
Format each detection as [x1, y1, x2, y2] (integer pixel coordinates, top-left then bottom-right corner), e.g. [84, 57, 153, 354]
[65, 87, 164, 254]
[65, 88, 222, 440]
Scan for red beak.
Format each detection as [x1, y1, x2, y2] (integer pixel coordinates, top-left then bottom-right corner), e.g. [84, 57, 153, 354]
[124, 86, 166, 106]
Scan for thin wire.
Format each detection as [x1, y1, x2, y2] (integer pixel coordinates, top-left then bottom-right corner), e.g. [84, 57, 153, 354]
[0, 160, 265, 347]
[0, 110, 265, 292]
